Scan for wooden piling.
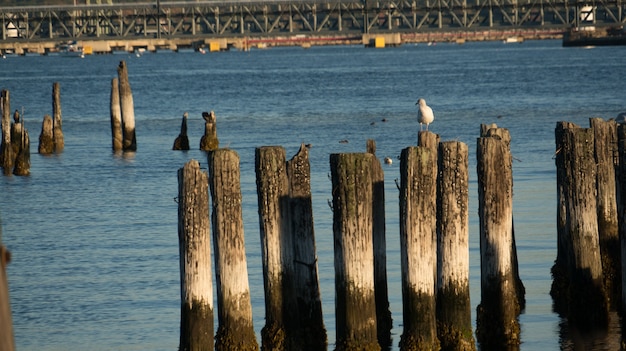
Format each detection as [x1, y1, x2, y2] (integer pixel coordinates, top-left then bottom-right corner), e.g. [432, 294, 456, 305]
[173, 112, 190, 151]
[200, 111, 219, 151]
[618, 124, 626, 317]
[399, 146, 439, 351]
[38, 114, 54, 154]
[52, 82, 64, 152]
[287, 144, 326, 351]
[255, 146, 293, 351]
[590, 117, 620, 309]
[117, 61, 136, 152]
[110, 77, 123, 152]
[365, 140, 392, 348]
[553, 123, 608, 329]
[475, 130, 524, 348]
[11, 113, 30, 176]
[436, 141, 475, 351]
[330, 153, 380, 351]
[0, 240, 15, 351]
[0, 90, 14, 175]
[178, 160, 213, 351]
[208, 149, 258, 351]
[418, 130, 440, 150]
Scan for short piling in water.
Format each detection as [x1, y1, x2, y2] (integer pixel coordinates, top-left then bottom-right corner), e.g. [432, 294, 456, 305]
[117, 61, 136, 152]
[173, 112, 190, 151]
[436, 141, 475, 351]
[11, 112, 30, 176]
[475, 127, 525, 348]
[208, 149, 258, 351]
[52, 82, 64, 152]
[399, 146, 439, 351]
[365, 140, 392, 348]
[38, 114, 54, 154]
[110, 77, 123, 152]
[0, 241, 15, 351]
[330, 153, 380, 351]
[0, 90, 14, 175]
[255, 146, 294, 351]
[287, 144, 326, 351]
[589, 117, 620, 309]
[177, 160, 214, 351]
[553, 122, 608, 329]
[200, 111, 219, 151]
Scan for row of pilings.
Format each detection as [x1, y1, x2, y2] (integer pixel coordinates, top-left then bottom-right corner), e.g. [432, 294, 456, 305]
[551, 118, 626, 332]
[177, 125, 526, 351]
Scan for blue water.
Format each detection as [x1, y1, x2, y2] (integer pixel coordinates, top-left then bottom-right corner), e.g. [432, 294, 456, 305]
[1, 40, 625, 350]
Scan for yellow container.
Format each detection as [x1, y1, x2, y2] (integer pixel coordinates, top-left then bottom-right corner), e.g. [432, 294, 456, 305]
[209, 41, 220, 52]
[83, 45, 93, 55]
[375, 36, 385, 48]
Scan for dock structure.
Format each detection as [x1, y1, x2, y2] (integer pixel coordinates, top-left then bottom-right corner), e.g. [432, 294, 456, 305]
[0, 0, 623, 53]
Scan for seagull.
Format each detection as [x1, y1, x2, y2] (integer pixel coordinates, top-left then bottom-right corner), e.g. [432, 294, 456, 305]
[416, 98, 434, 131]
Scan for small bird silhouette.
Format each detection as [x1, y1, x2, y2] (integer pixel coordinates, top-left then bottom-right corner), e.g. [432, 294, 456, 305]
[416, 98, 434, 131]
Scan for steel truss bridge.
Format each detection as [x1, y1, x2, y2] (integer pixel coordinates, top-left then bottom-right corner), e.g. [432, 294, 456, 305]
[0, 0, 624, 42]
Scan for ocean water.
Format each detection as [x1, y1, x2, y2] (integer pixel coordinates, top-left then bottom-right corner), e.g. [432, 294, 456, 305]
[1, 39, 625, 350]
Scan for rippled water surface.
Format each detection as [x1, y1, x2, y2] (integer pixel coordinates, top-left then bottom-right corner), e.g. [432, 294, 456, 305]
[1, 40, 626, 350]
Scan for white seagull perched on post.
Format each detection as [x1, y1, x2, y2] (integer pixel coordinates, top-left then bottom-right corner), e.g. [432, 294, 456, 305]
[416, 98, 434, 131]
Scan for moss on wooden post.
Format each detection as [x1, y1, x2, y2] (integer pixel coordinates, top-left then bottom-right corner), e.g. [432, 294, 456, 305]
[178, 160, 214, 351]
[330, 153, 380, 351]
[208, 149, 258, 351]
[399, 146, 439, 351]
[436, 141, 475, 351]
[200, 111, 219, 151]
[52, 82, 64, 152]
[476, 130, 525, 348]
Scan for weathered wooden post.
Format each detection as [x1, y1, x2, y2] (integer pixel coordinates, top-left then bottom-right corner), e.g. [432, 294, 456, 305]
[255, 146, 294, 350]
[399, 146, 439, 351]
[618, 124, 626, 317]
[117, 61, 136, 151]
[287, 144, 326, 351]
[0, 90, 14, 175]
[11, 112, 30, 176]
[590, 117, 620, 309]
[173, 112, 190, 151]
[38, 114, 54, 154]
[475, 128, 525, 348]
[365, 140, 392, 348]
[208, 149, 258, 351]
[0, 237, 15, 351]
[330, 153, 380, 351]
[554, 123, 608, 329]
[200, 111, 219, 151]
[52, 82, 64, 152]
[436, 141, 475, 351]
[110, 77, 123, 152]
[418, 130, 439, 150]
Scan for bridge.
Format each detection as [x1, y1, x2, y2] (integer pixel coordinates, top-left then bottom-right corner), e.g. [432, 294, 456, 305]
[0, 0, 624, 53]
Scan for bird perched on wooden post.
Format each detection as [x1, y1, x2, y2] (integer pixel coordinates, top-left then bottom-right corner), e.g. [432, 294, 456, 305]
[416, 98, 434, 131]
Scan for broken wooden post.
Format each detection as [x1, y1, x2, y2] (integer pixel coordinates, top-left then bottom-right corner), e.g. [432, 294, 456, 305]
[255, 146, 294, 350]
[1, 238, 15, 351]
[365, 140, 392, 348]
[110, 77, 123, 152]
[117, 61, 136, 151]
[38, 114, 54, 154]
[399, 146, 439, 351]
[173, 112, 190, 151]
[618, 123, 626, 317]
[200, 111, 219, 151]
[590, 117, 620, 309]
[208, 149, 258, 351]
[178, 159, 213, 351]
[553, 123, 608, 329]
[11, 111, 30, 176]
[436, 141, 475, 351]
[52, 82, 64, 152]
[330, 153, 380, 351]
[287, 144, 326, 351]
[476, 128, 525, 348]
[0, 90, 14, 175]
